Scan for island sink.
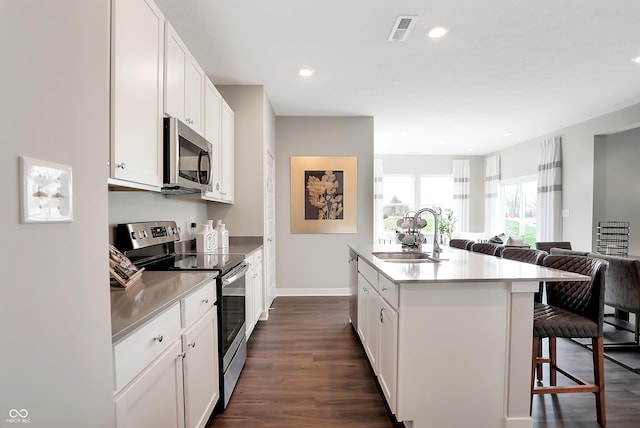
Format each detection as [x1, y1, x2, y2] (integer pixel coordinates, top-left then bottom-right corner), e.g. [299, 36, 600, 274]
[372, 251, 441, 263]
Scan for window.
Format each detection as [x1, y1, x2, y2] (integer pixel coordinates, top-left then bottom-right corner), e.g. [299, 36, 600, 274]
[501, 176, 537, 246]
[382, 175, 414, 231]
[382, 174, 453, 234]
[420, 175, 453, 209]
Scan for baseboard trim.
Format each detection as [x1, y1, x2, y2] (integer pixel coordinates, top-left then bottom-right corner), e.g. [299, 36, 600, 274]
[276, 288, 350, 297]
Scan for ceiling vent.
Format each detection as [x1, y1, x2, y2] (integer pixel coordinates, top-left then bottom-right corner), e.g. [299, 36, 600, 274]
[388, 15, 417, 41]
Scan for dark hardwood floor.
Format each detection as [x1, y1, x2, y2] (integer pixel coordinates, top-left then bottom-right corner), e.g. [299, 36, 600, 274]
[208, 296, 640, 428]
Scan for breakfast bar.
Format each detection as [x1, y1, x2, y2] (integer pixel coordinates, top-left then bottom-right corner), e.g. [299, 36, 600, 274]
[348, 244, 589, 428]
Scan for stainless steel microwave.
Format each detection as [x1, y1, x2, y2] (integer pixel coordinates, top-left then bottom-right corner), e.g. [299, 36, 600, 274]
[162, 117, 213, 194]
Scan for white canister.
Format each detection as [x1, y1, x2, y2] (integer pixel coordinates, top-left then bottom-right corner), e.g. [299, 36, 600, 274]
[215, 219, 229, 249]
[208, 220, 218, 250]
[196, 222, 215, 253]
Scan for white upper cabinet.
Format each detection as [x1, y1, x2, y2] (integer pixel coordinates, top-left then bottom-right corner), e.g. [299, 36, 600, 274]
[220, 100, 235, 203]
[110, 0, 165, 190]
[203, 79, 222, 201]
[164, 22, 204, 134]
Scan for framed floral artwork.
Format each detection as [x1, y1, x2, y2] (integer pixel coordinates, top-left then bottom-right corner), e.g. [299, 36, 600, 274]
[290, 156, 358, 233]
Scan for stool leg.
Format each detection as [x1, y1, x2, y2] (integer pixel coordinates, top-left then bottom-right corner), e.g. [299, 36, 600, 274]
[549, 337, 557, 386]
[531, 336, 540, 413]
[536, 338, 543, 381]
[592, 337, 606, 426]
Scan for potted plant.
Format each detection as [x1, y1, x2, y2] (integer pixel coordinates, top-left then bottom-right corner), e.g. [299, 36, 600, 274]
[434, 206, 456, 245]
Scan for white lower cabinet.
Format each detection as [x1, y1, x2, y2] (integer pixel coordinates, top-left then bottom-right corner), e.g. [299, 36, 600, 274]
[375, 293, 398, 414]
[182, 309, 219, 428]
[356, 258, 399, 415]
[245, 248, 264, 339]
[115, 340, 185, 428]
[113, 279, 219, 428]
[358, 273, 379, 373]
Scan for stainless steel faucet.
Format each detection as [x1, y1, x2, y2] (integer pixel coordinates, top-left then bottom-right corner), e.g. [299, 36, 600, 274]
[413, 207, 441, 258]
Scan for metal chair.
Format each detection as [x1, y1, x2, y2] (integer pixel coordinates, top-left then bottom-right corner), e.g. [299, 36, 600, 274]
[470, 242, 502, 256]
[534, 241, 572, 253]
[532, 255, 608, 426]
[449, 238, 474, 250]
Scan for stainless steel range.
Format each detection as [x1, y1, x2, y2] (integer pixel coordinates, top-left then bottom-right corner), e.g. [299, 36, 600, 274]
[115, 221, 248, 409]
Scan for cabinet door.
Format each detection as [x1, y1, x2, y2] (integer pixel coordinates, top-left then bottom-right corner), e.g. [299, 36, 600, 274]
[182, 309, 219, 428]
[376, 294, 398, 415]
[185, 58, 204, 134]
[164, 22, 186, 121]
[203, 79, 222, 200]
[245, 255, 255, 338]
[253, 250, 263, 323]
[220, 101, 234, 203]
[114, 340, 185, 428]
[356, 273, 368, 343]
[357, 273, 378, 373]
[364, 285, 380, 374]
[111, 0, 164, 189]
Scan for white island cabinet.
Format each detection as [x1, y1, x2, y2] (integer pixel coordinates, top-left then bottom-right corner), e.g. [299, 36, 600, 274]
[349, 244, 590, 428]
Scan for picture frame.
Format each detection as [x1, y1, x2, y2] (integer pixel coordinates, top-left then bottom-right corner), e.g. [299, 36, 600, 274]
[109, 244, 144, 288]
[290, 156, 357, 234]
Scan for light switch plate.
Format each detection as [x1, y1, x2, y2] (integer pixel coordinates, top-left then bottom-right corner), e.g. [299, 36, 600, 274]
[20, 156, 73, 223]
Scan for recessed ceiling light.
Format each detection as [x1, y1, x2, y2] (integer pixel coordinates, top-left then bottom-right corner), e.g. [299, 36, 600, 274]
[467, 148, 473, 152]
[299, 68, 314, 77]
[503, 132, 513, 137]
[631, 56, 640, 64]
[401, 130, 409, 136]
[427, 26, 448, 38]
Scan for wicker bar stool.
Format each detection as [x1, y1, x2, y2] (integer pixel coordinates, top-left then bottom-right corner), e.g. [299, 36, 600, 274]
[449, 238, 474, 250]
[534, 241, 572, 253]
[470, 242, 502, 256]
[532, 255, 608, 426]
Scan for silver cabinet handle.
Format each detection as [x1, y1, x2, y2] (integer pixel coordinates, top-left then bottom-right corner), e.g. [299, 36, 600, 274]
[381, 287, 388, 291]
[116, 163, 126, 169]
[380, 308, 385, 323]
[153, 334, 164, 343]
[188, 342, 196, 348]
[201, 298, 209, 304]
[178, 352, 186, 359]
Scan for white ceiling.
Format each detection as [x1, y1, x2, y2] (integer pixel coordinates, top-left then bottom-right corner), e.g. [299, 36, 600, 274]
[154, 0, 640, 155]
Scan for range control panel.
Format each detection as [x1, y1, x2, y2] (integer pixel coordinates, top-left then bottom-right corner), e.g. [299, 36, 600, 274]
[115, 221, 181, 250]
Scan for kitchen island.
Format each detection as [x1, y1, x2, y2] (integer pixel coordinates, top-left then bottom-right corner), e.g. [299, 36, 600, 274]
[348, 244, 589, 428]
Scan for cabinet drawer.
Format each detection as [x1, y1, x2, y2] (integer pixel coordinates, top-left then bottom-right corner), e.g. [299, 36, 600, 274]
[114, 303, 181, 392]
[182, 280, 216, 328]
[378, 275, 399, 310]
[358, 258, 378, 290]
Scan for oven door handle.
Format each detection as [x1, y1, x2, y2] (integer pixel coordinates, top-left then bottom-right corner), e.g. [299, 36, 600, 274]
[221, 262, 249, 286]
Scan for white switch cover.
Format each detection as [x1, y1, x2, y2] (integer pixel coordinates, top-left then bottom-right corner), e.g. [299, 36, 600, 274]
[562, 209, 570, 218]
[20, 156, 73, 223]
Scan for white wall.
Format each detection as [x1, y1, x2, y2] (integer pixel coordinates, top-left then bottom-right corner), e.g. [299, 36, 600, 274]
[0, 2, 115, 427]
[489, 102, 640, 251]
[276, 116, 374, 295]
[210, 85, 273, 236]
[108, 192, 209, 242]
[593, 127, 640, 255]
[376, 154, 485, 233]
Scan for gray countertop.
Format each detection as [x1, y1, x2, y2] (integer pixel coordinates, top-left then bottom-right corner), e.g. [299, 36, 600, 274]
[110, 236, 263, 343]
[110, 271, 216, 343]
[350, 243, 590, 284]
[177, 236, 263, 257]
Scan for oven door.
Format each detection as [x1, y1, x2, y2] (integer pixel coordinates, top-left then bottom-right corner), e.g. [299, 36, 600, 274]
[219, 262, 249, 370]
